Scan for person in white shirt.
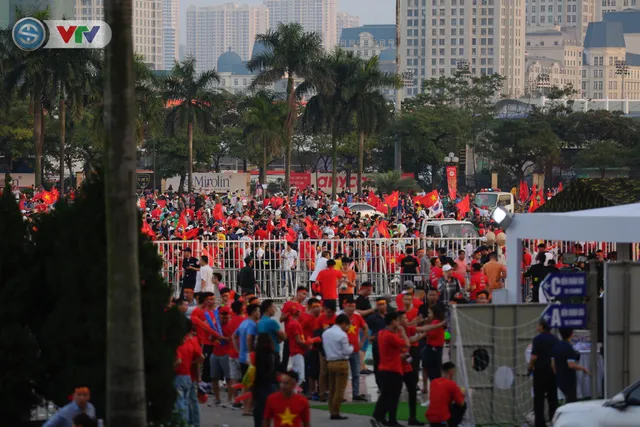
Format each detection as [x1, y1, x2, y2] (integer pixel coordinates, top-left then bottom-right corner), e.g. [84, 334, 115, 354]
[310, 250, 330, 284]
[195, 256, 214, 293]
[322, 314, 353, 420]
[281, 242, 299, 290]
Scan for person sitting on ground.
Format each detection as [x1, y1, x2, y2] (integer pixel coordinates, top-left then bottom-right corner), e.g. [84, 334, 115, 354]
[425, 362, 466, 427]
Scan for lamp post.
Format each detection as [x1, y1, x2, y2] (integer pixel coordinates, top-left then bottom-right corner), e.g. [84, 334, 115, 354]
[615, 60, 630, 100]
[444, 151, 460, 197]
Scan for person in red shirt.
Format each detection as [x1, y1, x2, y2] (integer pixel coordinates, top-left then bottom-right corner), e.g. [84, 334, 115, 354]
[430, 258, 443, 288]
[341, 295, 369, 401]
[425, 362, 466, 427]
[190, 292, 224, 388]
[314, 300, 337, 401]
[398, 310, 429, 426]
[211, 305, 232, 404]
[263, 370, 310, 427]
[225, 300, 247, 407]
[469, 263, 488, 301]
[395, 282, 424, 311]
[280, 286, 309, 375]
[423, 304, 447, 406]
[175, 327, 204, 425]
[285, 305, 308, 385]
[371, 312, 410, 427]
[301, 298, 322, 398]
[315, 260, 343, 304]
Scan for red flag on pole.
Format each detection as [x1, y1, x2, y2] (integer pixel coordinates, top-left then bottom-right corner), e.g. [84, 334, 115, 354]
[377, 220, 390, 238]
[558, 182, 563, 192]
[456, 195, 470, 219]
[213, 204, 225, 221]
[384, 191, 399, 210]
[368, 191, 381, 208]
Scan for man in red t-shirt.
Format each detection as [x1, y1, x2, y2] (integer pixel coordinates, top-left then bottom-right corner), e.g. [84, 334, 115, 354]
[175, 328, 204, 425]
[301, 298, 322, 398]
[285, 305, 308, 385]
[225, 300, 246, 406]
[280, 286, 309, 375]
[469, 264, 488, 301]
[430, 258, 443, 288]
[315, 260, 343, 304]
[395, 282, 424, 311]
[341, 295, 369, 401]
[372, 312, 410, 427]
[211, 306, 232, 404]
[263, 371, 310, 427]
[426, 362, 466, 427]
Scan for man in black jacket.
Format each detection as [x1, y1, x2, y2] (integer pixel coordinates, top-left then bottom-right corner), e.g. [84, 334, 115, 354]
[524, 253, 549, 302]
[238, 256, 257, 295]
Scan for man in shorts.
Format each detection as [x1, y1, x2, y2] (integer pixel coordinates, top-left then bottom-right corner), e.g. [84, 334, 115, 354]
[211, 306, 232, 405]
[225, 300, 246, 408]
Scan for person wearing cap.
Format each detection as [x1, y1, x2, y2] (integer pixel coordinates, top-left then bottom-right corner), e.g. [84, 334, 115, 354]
[43, 386, 96, 427]
[182, 247, 200, 294]
[437, 265, 463, 306]
[339, 295, 369, 401]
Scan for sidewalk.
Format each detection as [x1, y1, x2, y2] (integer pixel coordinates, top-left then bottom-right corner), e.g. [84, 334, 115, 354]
[200, 402, 374, 427]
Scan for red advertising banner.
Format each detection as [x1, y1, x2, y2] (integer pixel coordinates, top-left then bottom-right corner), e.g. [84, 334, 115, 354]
[446, 166, 457, 199]
[289, 172, 312, 189]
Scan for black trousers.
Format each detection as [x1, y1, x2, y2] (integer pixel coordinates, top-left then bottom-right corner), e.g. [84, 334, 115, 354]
[373, 371, 403, 423]
[280, 339, 290, 372]
[372, 343, 381, 388]
[253, 383, 277, 427]
[559, 382, 577, 404]
[533, 373, 558, 427]
[202, 344, 214, 383]
[429, 402, 467, 427]
[403, 370, 419, 420]
[531, 283, 540, 303]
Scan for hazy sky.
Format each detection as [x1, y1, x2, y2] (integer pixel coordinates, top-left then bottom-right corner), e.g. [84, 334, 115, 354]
[180, 0, 396, 43]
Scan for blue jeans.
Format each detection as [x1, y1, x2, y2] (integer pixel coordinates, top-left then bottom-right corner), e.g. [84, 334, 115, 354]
[349, 352, 361, 397]
[174, 375, 192, 422]
[187, 380, 200, 427]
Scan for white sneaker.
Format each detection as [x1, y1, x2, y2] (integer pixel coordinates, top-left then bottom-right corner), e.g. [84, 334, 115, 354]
[421, 400, 430, 407]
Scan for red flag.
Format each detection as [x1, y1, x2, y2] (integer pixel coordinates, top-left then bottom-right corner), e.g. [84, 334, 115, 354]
[213, 204, 225, 221]
[456, 195, 470, 219]
[384, 191, 399, 210]
[538, 188, 545, 206]
[139, 197, 146, 209]
[376, 203, 389, 214]
[368, 191, 381, 208]
[157, 199, 167, 208]
[531, 183, 537, 201]
[42, 191, 55, 205]
[558, 182, 563, 192]
[50, 187, 59, 201]
[141, 220, 155, 239]
[184, 227, 200, 240]
[418, 190, 439, 208]
[528, 197, 538, 212]
[377, 220, 390, 238]
[177, 212, 187, 232]
[518, 181, 529, 203]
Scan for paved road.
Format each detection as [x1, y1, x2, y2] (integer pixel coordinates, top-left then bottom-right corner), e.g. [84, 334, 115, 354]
[200, 402, 375, 427]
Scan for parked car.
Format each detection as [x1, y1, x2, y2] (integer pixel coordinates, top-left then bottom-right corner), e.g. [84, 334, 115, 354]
[552, 379, 640, 426]
[348, 203, 379, 217]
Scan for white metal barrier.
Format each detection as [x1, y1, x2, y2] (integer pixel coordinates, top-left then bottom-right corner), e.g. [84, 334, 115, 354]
[153, 238, 639, 300]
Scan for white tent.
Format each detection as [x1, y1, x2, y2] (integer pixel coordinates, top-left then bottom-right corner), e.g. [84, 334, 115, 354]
[503, 203, 640, 303]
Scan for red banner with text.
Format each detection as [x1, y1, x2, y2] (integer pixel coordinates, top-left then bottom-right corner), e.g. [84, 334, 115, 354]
[446, 166, 457, 200]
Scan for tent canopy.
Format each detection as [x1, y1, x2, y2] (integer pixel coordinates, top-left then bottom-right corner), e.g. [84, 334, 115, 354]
[504, 202, 640, 302]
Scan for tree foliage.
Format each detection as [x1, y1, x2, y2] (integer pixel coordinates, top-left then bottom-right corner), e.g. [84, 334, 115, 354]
[575, 140, 631, 178]
[373, 170, 419, 194]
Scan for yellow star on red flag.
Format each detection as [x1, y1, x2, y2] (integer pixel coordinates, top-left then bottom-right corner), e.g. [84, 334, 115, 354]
[347, 324, 357, 335]
[278, 407, 297, 426]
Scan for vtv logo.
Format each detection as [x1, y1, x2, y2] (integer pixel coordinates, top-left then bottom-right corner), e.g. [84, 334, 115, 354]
[56, 25, 102, 44]
[44, 20, 111, 49]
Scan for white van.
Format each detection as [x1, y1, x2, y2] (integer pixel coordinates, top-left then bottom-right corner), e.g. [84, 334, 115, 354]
[420, 219, 480, 239]
[474, 191, 515, 214]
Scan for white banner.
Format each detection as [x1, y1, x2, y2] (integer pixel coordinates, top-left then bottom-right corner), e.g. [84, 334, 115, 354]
[164, 172, 250, 193]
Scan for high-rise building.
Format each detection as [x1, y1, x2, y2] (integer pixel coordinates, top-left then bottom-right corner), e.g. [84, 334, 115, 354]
[163, 0, 179, 70]
[525, 0, 596, 40]
[583, 20, 640, 99]
[264, 0, 338, 49]
[336, 11, 359, 40]
[399, 0, 526, 98]
[596, 0, 639, 20]
[75, 0, 164, 70]
[186, 3, 269, 74]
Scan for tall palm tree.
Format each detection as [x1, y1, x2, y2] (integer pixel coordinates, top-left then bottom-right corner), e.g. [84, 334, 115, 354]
[302, 49, 356, 199]
[2, 9, 50, 187]
[344, 56, 402, 195]
[103, 0, 147, 425]
[247, 22, 334, 192]
[162, 58, 219, 192]
[48, 49, 100, 194]
[241, 90, 286, 185]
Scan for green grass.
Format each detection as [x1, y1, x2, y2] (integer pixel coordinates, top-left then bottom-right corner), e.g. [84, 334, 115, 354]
[311, 401, 428, 423]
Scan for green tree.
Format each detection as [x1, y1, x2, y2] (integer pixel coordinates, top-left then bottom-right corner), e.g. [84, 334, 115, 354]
[104, 0, 147, 424]
[162, 58, 220, 192]
[0, 100, 33, 171]
[247, 22, 334, 191]
[240, 90, 287, 184]
[372, 170, 419, 194]
[2, 9, 51, 186]
[302, 49, 356, 199]
[344, 55, 401, 194]
[575, 139, 630, 178]
[480, 117, 561, 183]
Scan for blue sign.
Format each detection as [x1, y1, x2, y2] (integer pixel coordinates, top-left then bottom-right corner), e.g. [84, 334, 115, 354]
[542, 304, 587, 329]
[541, 271, 587, 299]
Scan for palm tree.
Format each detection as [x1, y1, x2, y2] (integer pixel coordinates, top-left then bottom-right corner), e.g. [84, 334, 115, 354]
[2, 9, 50, 187]
[48, 49, 100, 194]
[302, 49, 356, 199]
[241, 90, 286, 185]
[247, 22, 334, 192]
[373, 170, 419, 194]
[103, 0, 147, 425]
[344, 56, 402, 195]
[162, 58, 220, 192]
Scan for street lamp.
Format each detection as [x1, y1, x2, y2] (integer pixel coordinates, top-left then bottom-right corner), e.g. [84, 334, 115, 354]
[444, 152, 460, 165]
[615, 60, 630, 100]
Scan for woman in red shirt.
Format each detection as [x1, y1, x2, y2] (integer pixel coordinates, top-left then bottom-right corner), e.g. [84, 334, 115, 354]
[421, 304, 447, 405]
